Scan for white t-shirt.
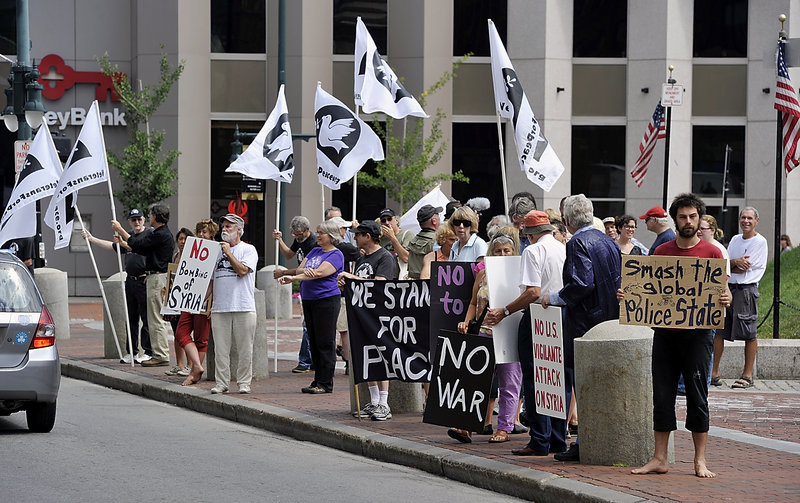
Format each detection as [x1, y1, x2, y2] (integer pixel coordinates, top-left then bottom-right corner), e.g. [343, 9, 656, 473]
[520, 233, 565, 293]
[212, 241, 258, 313]
[726, 233, 768, 284]
[709, 239, 731, 277]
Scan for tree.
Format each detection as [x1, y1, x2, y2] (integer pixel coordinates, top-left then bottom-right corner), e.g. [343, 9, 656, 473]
[356, 55, 471, 213]
[97, 48, 185, 213]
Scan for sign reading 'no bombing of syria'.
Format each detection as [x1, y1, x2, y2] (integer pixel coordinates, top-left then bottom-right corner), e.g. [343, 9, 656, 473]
[619, 255, 728, 329]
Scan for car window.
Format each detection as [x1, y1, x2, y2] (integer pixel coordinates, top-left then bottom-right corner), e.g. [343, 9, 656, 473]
[0, 263, 40, 312]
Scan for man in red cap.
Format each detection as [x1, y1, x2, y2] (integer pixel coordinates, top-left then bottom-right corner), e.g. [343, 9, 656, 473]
[640, 206, 675, 255]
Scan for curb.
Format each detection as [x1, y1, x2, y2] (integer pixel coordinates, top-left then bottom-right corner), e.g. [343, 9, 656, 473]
[61, 358, 653, 503]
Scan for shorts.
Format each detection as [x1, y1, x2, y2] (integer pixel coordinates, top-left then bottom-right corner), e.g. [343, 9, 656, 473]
[336, 297, 348, 332]
[718, 283, 758, 342]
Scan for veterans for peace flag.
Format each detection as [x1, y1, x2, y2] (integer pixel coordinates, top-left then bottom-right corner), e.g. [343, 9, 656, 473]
[314, 82, 384, 189]
[488, 19, 564, 192]
[354, 17, 428, 119]
[45, 101, 109, 249]
[399, 185, 450, 236]
[226, 84, 295, 183]
[0, 125, 62, 246]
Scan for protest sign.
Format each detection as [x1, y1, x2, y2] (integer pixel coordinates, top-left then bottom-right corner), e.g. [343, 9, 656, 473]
[166, 237, 220, 314]
[423, 330, 495, 432]
[344, 278, 432, 384]
[484, 256, 522, 363]
[428, 261, 476, 357]
[530, 304, 566, 419]
[619, 255, 727, 329]
[160, 263, 180, 316]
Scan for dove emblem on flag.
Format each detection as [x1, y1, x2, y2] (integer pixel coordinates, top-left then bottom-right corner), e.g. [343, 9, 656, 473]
[262, 114, 294, 173]
[317, 115, 356, 153]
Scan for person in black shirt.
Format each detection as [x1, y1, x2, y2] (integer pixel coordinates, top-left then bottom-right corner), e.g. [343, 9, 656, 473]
[83, 208, 153, 363]
[2, 237, 34, 275]
[114, 203, 174, 367]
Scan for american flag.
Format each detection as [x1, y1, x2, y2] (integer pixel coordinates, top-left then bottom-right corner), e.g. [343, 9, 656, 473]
[775, 41, 800, 175]
[630, 101, 666, 187]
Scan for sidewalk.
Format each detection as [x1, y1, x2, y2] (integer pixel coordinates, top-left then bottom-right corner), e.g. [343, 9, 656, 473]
[62, 299, 800, 503]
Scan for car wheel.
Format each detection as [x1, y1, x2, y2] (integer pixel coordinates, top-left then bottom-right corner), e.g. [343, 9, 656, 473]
[26, 401, 57, 433]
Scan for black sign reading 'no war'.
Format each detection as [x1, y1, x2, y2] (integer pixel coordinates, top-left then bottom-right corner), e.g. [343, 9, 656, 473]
[344, 278, 432, 384]
[423, 330, 496, 432]
[428, 262, 476, 356]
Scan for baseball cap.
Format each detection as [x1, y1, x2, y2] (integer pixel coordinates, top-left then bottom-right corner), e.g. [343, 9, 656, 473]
[128, 208, 144, 219]
[602, 216, 616, 225]
[354, 220, 381, 239]
[417, 204, 443, 223]
[523, 210, 555, 235]
[639, 207, 667, 220]
[220, 213, 245, 228]
[379, 208, 396, 218]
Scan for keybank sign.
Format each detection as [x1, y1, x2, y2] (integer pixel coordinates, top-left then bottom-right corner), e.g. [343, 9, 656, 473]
[37, 54, 127, 129]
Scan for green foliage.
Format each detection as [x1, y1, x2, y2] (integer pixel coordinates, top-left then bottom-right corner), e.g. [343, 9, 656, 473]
[97, 48, 185, 212]
[357, 55, 472, 213]
[757, 246, 800, 339]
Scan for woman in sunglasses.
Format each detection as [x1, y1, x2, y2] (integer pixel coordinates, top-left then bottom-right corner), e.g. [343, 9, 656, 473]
[448, 206, 488, 262]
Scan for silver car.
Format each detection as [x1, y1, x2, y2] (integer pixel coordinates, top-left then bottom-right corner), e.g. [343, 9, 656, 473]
[0, 250, 60, 432]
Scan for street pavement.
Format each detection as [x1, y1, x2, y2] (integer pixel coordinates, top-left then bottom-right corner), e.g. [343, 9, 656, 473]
[62, 299, 800, 503]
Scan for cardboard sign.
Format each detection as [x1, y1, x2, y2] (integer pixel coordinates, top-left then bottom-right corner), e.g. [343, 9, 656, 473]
[423, 330, 495, 432]
[619, 255, 727, 329]
[344, 279, 432, 384]
[160, 262, 180, 316]
[166, 237, 220, 314]
[428, 261, 476, 358]
[484, 256, 522, 363]
[530, 304, 566, 419]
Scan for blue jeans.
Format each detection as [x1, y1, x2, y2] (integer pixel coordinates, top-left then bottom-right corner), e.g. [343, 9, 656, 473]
[297, 319, 312, 368]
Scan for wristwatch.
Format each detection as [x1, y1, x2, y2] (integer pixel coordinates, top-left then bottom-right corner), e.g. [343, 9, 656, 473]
[503, 306, 511, 316]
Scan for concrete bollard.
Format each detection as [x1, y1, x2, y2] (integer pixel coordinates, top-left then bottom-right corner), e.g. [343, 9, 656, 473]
[34, 268, 70, 340]
[229, 288, 269, 381]
[256, 266, 293, 319]
[388, 381, 424, 413]
[574, 320, 673, 466]
[101, 273, 129, 357]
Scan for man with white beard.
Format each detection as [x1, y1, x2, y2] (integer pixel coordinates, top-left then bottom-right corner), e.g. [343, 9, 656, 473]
[210, 214, 259, 394]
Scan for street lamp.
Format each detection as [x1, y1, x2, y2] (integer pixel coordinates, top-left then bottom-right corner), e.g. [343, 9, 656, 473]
[2, 62, 45, 137]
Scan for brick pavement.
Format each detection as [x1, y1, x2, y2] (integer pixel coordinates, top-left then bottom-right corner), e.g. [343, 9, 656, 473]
[60, 299, 800, 503]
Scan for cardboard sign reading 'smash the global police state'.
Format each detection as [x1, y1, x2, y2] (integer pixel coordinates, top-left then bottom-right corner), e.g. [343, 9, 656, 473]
[619, 255, 727, 329]
[167, 237, 220, 314]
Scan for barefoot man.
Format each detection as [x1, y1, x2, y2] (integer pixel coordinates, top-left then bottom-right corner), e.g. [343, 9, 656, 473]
[621, 193, 731, 478]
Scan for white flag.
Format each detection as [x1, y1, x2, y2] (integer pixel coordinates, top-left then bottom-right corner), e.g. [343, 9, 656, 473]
[44, 101, 109, 249]
[0, 125, 62, 245]
[354, 17, 428, 119]
[488, 19, 564, 192]
[399, 185, 451, 236]
[315, 83, 384, 189]
[226, 85, 295, 183]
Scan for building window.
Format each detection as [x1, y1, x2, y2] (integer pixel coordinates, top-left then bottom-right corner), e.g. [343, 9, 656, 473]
[693, 0, 747, 58]
[573, 0, 627, 58]
[571, 125, 626, 218]
[0, 0, 15, 55]
[453, 0, 507, 57]
[211, 0, 266, 53]
[692, 126, 745, 198]
[333, 0, 387, 55]
[451, 122, 507, 238]
[705, 205, 740, 247]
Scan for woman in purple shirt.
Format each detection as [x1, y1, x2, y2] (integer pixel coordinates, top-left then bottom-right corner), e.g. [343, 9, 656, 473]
[279, 220, 344, 394]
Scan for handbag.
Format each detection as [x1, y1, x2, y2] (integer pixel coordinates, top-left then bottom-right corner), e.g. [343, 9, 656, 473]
[466, 304, 490, 335]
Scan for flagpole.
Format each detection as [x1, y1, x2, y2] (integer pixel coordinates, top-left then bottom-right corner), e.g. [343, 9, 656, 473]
[274, 180, 281, 372]
[661, 66, 676, 210]
[773, 19, 787, 339]
[76, 207, 125, 361]
[495, 115, 510, 216]
[352, 104, 360, 221]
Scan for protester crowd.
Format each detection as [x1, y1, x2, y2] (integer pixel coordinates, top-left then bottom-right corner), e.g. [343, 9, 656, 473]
[89, 188, 778, 479]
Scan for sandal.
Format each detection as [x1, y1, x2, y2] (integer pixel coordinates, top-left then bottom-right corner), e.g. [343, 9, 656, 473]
[710, 376, 722, 387]
[447, 428, 472, 444]
[488, 430, 509, 443]
[731, 376, 754, 389]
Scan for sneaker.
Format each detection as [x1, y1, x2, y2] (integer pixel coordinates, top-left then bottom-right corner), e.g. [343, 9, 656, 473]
[120, 354, 133, 364]
[210, 385, 228, 394]
[371, 404, 392, 421]
[135, 354, 152, 364]
[353, 403, 377, 419]
[165, 366, 182, 376]
[292, 365, 312, 373]
[177, 366, 191, 377]
[239, 384, 251, 394]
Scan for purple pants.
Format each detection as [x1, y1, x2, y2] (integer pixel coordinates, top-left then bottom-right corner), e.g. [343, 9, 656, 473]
[494, 362, 522, 432]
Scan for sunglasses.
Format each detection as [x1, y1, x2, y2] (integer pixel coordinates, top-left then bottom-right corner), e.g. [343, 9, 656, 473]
[452, 219, 471, 227]
[380, 217, 393, 224]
